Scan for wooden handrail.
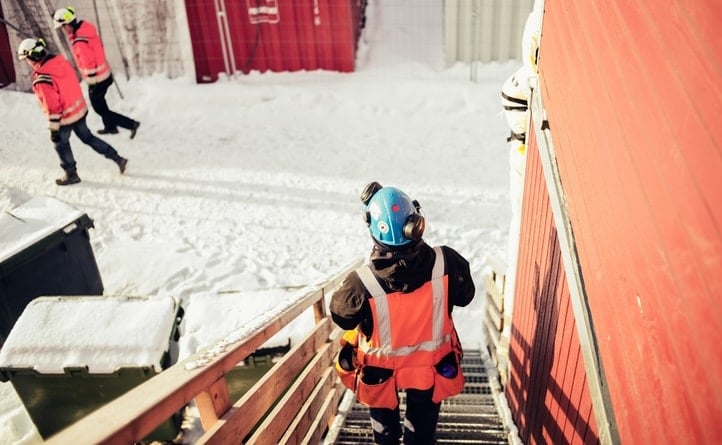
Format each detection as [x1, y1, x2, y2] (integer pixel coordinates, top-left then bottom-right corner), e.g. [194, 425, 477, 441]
[45, 258, 363, 445]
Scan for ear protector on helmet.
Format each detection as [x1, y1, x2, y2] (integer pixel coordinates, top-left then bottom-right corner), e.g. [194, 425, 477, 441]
[360, 182, 425, 246]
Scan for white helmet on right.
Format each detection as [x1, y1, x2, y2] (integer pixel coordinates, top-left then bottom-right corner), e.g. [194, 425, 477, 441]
[53, 6, 76, 29]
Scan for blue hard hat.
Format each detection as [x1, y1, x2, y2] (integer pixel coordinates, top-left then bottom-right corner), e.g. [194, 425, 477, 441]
[365, 186, 424, 246]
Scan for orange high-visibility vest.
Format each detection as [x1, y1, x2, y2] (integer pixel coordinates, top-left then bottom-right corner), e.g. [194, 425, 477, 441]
[355, 246, 464, 403]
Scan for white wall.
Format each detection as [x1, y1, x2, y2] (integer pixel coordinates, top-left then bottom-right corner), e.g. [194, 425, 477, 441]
[444, 0, 535, 66]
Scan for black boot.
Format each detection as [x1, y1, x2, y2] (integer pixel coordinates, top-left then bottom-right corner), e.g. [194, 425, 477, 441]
[98, 127, 119, 135]
[130, 121, 141, 139]
[56, 169, 81, 186]
[114, 156, 128, 174]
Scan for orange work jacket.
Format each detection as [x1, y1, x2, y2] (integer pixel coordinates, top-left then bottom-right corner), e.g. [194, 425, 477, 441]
[352, 246, 465, 406]
[31, 56, 88, 130]
[68, 21, 111, 85]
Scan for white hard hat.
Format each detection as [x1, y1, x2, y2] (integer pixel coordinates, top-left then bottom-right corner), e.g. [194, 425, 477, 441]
[53, 6, 76, 29]
[17, 38, 47, 61]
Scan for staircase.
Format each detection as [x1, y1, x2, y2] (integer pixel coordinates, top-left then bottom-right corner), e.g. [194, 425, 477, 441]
[326, 350, 511, 444]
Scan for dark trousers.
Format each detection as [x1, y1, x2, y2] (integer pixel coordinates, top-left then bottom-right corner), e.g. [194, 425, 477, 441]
[88, 75, 135, 131]
[54, 116, 119, 171]
[369, 388, 441, 445]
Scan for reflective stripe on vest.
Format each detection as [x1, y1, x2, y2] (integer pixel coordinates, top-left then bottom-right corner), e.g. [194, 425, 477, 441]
[357, 246, 447, 358]
[82, 62, 110, 84]
[60, 97, 87, 126]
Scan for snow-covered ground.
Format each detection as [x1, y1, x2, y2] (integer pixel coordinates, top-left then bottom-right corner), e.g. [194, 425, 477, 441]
[0, 1, 518, 443]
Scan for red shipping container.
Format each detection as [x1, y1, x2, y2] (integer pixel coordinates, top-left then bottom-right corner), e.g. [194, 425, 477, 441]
[0, 2, 17, 88]
[185, 0, 365, 82]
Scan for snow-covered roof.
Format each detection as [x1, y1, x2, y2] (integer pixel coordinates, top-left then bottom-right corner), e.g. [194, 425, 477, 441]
[0, 296, 179, 374]
[0, 196, 86, 265]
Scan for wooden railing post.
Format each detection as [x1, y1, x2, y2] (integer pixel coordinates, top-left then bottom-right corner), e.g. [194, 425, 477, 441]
[195, 377, 232, 430]
[313, 292, 327, 323]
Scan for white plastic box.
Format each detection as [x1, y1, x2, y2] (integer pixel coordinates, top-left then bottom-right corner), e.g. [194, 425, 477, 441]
[0, 295, 183, 440]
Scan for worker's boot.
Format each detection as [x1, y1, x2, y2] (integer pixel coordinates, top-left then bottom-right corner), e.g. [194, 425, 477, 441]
[56, 168, 81, 186]
[130, 121, 141, 139]
[111, 154, 128, 174]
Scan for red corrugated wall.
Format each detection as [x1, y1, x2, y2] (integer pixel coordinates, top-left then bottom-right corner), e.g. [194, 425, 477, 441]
[525, 0, 722, 443]
[507, 127, 600, 445]
[184, 0, 363, 82]
[0, 3, 16, 88]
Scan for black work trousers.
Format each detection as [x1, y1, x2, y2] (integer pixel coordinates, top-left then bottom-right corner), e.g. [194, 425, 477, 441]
[88, 75, 135, 131]
[54, 115, 119, 171]
[369, 387, 441, 445]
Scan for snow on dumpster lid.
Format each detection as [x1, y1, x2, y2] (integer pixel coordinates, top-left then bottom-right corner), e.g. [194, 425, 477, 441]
[0, 195, 86, 264]
[0, 296, 179, 374]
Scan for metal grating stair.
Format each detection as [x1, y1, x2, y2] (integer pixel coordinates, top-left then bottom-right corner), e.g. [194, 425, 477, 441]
[328, 350, 511, 444]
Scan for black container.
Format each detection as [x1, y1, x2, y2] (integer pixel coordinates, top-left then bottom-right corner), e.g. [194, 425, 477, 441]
[0, 196, 103, 344]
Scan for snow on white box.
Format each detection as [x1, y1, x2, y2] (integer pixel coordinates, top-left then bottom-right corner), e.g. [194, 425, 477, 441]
[0, 195, 85, 264]
[0, 295, 183, 440]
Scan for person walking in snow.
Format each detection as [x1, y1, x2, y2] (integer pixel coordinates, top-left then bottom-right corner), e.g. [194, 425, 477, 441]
[330, 182, 475, 445]
[53, 6, 140, 138]
[17, 38, 128, 185]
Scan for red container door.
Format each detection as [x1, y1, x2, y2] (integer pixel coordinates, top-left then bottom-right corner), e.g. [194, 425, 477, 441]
[313, 0, 335, 70]
[328, 0, 357, 72]
[0, 3, 17, 87]
[293, 0, 319, 71]
[186, 0, 361, 80]
[225, 1, 267, 74]
[276, 1, 302, 71]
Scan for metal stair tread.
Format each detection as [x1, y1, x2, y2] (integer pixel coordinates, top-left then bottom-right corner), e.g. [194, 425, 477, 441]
[330, 349, 511, 444]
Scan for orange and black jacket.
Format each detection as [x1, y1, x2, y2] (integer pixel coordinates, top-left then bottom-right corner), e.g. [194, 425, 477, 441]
[331, 240, 475, 405]
[330, 240, 475, 337]
[31, 55, 88, 130]
[67, 20, 111, 85]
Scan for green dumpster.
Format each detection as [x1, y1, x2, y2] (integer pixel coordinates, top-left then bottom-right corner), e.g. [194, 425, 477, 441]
[0, 295, 184, 441]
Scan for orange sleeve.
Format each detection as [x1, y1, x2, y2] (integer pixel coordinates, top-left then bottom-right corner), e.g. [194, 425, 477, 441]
[32, 74, 62, 129]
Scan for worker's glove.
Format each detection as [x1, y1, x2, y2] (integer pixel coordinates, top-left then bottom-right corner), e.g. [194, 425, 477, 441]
[338, 342, 356, 371]
[50, 129, 60, 143]
[340, 329, 359, 347]
[337, 329, 360, 372]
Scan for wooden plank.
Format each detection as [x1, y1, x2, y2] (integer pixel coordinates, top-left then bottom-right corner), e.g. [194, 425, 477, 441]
[305, 382, 346, 444]
[196, 318, 335, 444]
[313, 297, 327, 323]
[278, 364, 337, 444]
[195, 377, 232, 430]
[246, 341, 337, 443]
[485, 313, 501, 349]
[484, 274, 505, 313]
[485, 295, 503, 332]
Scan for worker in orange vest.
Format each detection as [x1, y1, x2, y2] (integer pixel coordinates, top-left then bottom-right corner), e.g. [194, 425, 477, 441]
[53, 6, 140, 138]
[331, 182, 475, 445]
[17, 38, 128, 185]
